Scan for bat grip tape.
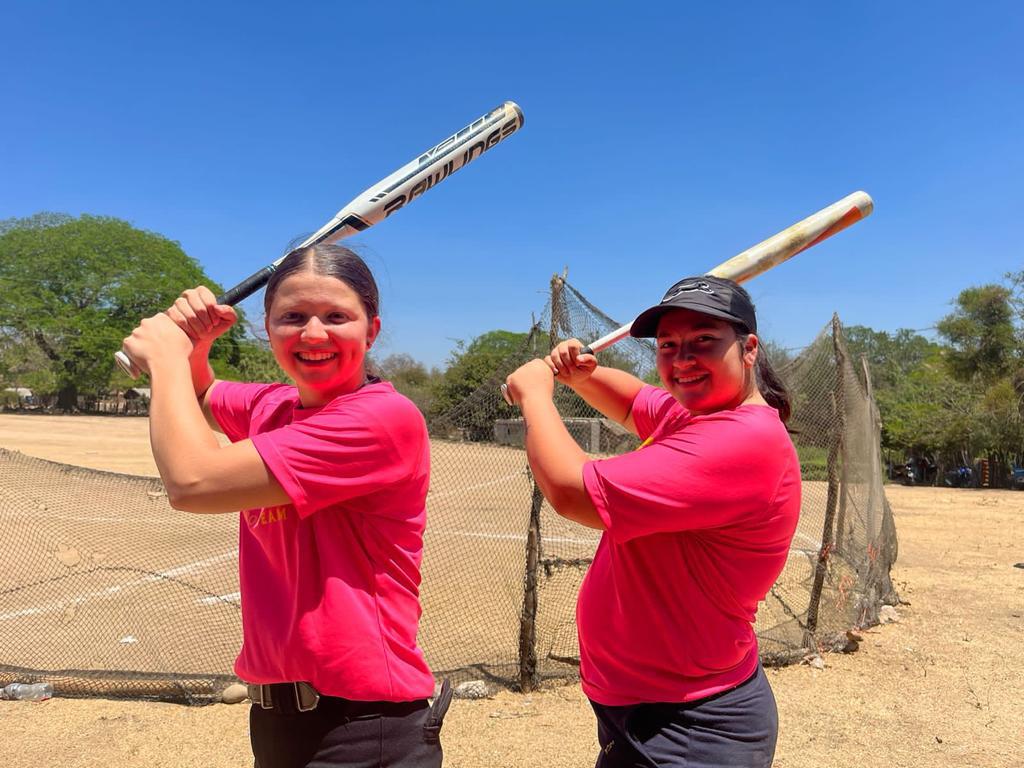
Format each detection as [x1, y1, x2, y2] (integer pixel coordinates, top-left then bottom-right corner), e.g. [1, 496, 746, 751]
[218, 265, 278, 306]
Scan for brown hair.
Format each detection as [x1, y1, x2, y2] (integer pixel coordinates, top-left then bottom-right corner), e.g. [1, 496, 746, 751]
[735, 325, 792, 424]
[724, 282, 791, 423]
[264, 243, 380, 319]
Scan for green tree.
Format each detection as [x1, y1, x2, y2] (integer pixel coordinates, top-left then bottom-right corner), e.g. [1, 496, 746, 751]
[429, 329, 538, 439]
[936, 284, 1020, 383]
[874, 348, 975, 457]
[0, 213, 242, 408]
[226, 339, 287, 383]
[375, 353, 440, 414]
[431, 330, 533, 415]
[843, 326, 941, 391]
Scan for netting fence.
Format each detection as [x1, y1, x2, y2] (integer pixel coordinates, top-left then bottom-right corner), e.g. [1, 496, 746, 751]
[0, 275, 898, 703]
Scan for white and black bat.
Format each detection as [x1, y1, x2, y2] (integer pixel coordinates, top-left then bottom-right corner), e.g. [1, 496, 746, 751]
[116, 101, 525, 377]
[501, 190, 874, 404]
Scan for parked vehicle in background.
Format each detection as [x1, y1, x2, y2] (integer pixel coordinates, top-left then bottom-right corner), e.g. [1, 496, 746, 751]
[943, 465, 974, 488]
[1011, 466, 1024, 490]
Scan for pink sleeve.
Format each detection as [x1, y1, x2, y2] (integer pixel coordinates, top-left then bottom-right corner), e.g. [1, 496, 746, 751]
[250, 394, 428, 518]
[209, 381, 275, 442]
[582, 408, 794, 542]
[629, 385, 685, 441]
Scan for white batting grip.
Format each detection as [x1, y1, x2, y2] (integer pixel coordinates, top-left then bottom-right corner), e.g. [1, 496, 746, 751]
[114, 350, 141, 378]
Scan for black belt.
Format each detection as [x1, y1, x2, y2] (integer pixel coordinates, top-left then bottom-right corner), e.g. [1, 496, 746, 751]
[246, 679, 452, 732]
[247, 681, 321, 713]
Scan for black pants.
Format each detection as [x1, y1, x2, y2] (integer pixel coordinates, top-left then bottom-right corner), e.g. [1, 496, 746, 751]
[590, 665, 778, 768]
[250, 690, 444, 768]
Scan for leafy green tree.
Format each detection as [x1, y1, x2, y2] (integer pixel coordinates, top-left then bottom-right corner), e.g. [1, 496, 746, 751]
[0, 213, 243, 408]
[375, 353, 440, 414]
[843, 326, 941, 391]
[936, 284, 1020, 383]
[225, 339, 287, 384]
[429, 329, 538, 439]
[430, 330, 534, 416]
[873, 347, 975, 457]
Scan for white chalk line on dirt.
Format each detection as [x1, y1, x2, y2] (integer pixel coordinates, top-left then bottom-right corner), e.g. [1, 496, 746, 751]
[197, 591, 240, 606]
[0, 550, 238, 622]
[427, 470, 529, 501]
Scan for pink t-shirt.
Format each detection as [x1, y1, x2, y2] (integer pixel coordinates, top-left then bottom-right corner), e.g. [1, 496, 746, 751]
[210, 379, 435, 702]
[579, 385, 801, 706]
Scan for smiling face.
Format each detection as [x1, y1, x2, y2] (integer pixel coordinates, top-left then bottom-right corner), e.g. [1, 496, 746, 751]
[265, 270, 380, 407]
[655, 308, 760, 415]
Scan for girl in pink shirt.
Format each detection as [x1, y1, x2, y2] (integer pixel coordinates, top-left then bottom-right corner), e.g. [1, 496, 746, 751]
[122, 245, 448, 768]
[504, 276, 800, 767]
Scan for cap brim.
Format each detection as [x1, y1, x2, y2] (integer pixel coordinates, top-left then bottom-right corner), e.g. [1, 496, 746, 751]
[629, 303, 750, 338]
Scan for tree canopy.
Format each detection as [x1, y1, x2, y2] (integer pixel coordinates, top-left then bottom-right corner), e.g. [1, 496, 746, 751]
[0, 213, 257, 406]
[936, 284, 1020, 383]
[375, 353, 440, 414]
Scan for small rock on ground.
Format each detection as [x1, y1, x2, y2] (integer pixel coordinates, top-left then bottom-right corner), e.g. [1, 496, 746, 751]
[221, 683, 249, 704]
[454, 681, 492, 700]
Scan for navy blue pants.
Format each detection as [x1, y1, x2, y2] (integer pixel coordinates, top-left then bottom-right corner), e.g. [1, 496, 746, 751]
[590, 665, 778, 767]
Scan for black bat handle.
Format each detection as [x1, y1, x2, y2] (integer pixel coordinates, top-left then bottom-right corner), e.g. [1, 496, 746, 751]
[218, 264, 278, 306]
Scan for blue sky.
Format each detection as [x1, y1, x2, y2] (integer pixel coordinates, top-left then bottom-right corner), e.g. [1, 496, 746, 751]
[3, 1, 1021, 368]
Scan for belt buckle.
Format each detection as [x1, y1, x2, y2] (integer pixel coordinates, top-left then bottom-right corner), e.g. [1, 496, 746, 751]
[247, 683, 273, 710]
[294, 682, 320, 712]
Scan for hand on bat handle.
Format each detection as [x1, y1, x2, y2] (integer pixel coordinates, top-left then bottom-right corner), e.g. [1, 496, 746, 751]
[501, 339, 598, 406]
[116, 287, 238, 379]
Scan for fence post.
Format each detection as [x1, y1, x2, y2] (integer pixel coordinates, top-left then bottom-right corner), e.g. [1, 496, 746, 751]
[805, 314, 847, 644]
[859, 355, 879, 545]
[517, 273, 565, 691]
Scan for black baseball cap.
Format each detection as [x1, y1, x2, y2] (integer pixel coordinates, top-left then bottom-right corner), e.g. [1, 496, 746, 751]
[630, 275, 757, 337]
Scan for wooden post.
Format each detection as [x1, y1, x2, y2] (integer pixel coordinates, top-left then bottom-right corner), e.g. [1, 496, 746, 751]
[805, 314, 846, 643]
[517, 273, 565, 691]
[860, 355, 879, 545]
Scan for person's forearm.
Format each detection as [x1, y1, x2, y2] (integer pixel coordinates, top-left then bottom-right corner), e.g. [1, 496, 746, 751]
[148, 357, 225, 511]
[189, 341, 216, 398]
[565, 367, 644, 428]
[520, 395, 604, 530]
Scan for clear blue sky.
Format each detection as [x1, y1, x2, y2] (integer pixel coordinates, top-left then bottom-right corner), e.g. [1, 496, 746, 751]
[3, 1, 1021, 368]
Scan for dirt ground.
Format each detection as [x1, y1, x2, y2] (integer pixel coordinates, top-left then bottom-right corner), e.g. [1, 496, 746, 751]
[1, 414, 1022, 767]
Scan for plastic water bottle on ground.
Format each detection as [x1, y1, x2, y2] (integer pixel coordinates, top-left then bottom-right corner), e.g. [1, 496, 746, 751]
[1, 682, 54, 701]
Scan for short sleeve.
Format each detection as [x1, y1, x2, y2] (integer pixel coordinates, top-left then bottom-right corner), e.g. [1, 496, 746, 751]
[582, 407, 793, 542]
[209, 381, 277, 442]
[630, 385, 686, 441]
[250, 391, 428, 518]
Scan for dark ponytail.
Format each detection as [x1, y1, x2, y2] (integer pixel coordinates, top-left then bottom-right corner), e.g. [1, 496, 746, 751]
[725, 279, 791, 424]
[748, 337, 792, 424]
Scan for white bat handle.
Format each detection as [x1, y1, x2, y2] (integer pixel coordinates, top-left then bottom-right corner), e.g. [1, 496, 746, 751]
[579, 325, 634, 356]
[114, 350, 142, 379]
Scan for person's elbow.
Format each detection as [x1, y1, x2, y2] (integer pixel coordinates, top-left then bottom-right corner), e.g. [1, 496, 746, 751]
[547, 488, 606, 531]
[164, 477, 231, 514]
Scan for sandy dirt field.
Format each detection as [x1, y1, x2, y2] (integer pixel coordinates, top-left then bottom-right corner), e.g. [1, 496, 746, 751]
[1, 414, 1022, 767]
